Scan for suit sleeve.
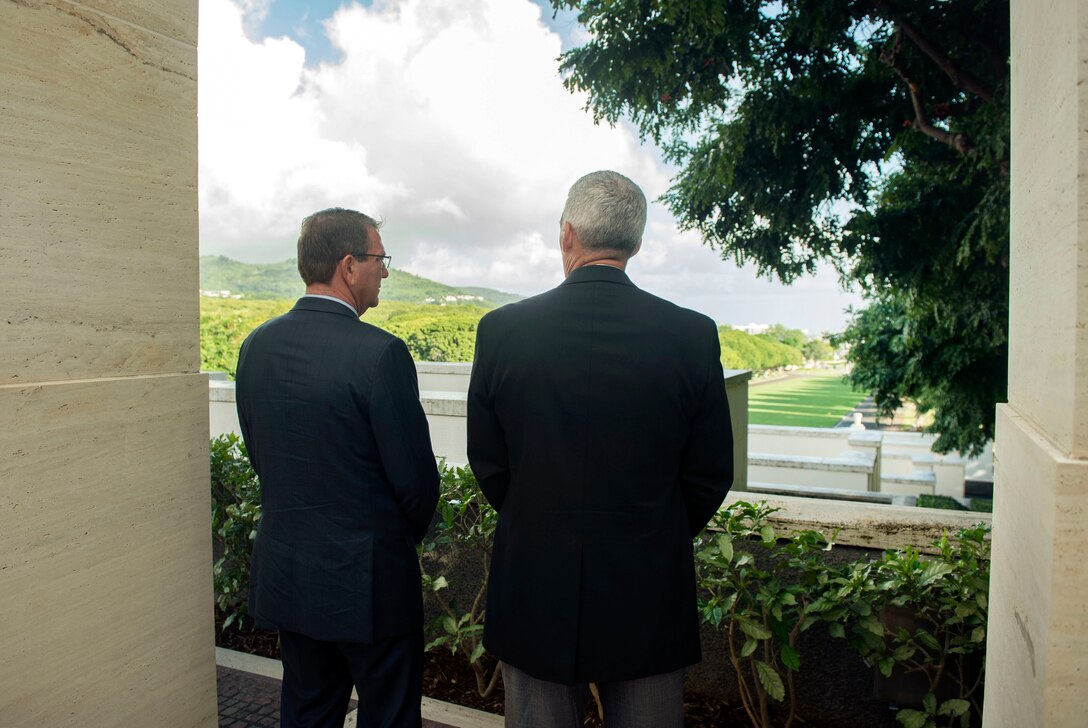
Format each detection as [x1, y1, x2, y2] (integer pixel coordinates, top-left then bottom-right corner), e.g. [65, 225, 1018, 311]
[680, 321, 734, 536]
[234, 331, 261, 477]
[369, 338, 440, 543]
[466, 314, 511, 511]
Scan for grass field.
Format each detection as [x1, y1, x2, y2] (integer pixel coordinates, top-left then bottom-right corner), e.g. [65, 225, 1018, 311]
[748, 370, 869, 427]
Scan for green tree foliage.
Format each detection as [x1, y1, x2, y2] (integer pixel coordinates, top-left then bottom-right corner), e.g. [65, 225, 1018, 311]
[801, 338, 835, 362]
[759, 324, 808, 351]
[552, 0, 1009, 454]
[381, 307, 487, 363]
[202, 298, 807, 377]
[201, 299, 293, 377]
[200, 298, 488, 376]
[834, 292, 1004, 455]
[720, 328, 803, 371]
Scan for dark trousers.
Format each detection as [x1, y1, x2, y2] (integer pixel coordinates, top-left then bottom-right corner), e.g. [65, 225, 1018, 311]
[500, 662, 686, 728]
[278, 629, 423, 728]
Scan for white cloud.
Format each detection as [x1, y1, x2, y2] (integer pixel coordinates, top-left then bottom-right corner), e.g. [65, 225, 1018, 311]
[420, 197, 470, 222]
[198, 0, 406, 247]
[197, 0, 862, 331]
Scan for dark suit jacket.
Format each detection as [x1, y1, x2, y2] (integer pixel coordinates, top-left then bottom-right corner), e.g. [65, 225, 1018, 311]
[236, 296, 440, 644]
[467, 265, 733, 684]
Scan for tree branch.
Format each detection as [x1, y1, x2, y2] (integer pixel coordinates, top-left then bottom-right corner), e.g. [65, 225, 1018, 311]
[870, 0, 995, 102]
[880, 29, 975, 156]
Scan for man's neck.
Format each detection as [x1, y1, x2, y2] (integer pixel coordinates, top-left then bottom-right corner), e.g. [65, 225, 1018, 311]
[565, 256, 628, 276]
[304, 284, 359, 315]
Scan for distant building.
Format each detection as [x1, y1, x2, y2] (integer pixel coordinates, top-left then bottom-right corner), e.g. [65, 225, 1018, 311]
[730, 322, 770, 335]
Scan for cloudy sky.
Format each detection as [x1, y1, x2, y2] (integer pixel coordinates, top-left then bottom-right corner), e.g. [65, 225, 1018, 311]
[198, 0, 864, 333]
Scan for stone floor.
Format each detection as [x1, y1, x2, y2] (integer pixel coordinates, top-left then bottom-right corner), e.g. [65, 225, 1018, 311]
[217, 666, 288, 728]
[215, 649, 500, 728]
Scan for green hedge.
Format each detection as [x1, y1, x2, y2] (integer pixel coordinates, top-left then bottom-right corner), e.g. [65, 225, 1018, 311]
[719, 328, 804, 371]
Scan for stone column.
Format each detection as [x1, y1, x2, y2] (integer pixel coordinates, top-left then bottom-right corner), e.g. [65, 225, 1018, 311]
[0, 1, 216, 725]
[985, 1, 1088, 724]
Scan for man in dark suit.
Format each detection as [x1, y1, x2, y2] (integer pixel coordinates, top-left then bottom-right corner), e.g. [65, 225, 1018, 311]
[467, 171, 734, 727]
[236, 208, 440, 728]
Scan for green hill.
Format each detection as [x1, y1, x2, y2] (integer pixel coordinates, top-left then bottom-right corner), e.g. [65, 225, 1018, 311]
[199, 255, 521, 306]
[457, 286, 525, 306]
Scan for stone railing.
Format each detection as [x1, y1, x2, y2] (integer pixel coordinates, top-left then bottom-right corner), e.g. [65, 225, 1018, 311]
[209, 364, 753, 491]
[207, 365, 991, 553]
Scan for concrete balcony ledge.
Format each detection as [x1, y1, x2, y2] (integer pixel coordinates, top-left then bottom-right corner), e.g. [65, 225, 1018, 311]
[748, 425, 882, 462]
[752, 423, 877, 442]
[415, 362, 473, 374]
[729, 492, 992, 554]
[880, 431, 941, 454]
[748, 451, 875, 473]
[209, 379, 236, 402]
[748, 481, 916, 507]
[882, 471, 937, 486]
[420, 391, 468, 417]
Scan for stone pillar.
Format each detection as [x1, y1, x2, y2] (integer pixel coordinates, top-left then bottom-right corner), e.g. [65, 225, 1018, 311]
[724, 369, 751, 492]
[985, 1, 1088, 724]
[0, 1, 215, 726]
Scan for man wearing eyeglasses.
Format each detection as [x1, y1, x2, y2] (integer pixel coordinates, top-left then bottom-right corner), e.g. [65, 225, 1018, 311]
[236, 207, 439, 728]
[468, 171, 734, 727]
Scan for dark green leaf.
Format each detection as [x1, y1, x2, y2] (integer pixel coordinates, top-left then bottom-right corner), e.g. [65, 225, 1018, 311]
[755, 661, 785, 702]
[780, 644, 801, 671]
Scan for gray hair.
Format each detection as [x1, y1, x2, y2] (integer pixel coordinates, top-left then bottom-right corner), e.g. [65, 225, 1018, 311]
[560, 170, 647, 255]
[296, 208, 381, 285]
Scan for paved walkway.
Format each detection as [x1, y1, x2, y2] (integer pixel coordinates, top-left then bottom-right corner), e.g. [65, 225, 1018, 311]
[216, 648, 501, 728]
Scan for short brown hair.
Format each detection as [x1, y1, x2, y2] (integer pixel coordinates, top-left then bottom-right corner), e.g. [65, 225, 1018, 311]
[296, 208, 381, 285]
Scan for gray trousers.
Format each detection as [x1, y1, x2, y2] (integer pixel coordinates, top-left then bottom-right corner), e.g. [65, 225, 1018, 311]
[500, 662, 686, 728]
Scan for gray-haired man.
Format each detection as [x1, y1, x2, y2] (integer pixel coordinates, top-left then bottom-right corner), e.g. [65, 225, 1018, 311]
[468, 171, 734, 726]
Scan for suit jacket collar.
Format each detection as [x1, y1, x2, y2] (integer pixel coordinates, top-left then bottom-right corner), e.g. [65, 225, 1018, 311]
[292, 295, 361, 319]
[561, 264, 636, 288]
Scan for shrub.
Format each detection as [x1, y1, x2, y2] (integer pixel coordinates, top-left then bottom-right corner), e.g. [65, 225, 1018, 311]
[210, 433, 262, 630]
[697, 501, 838, 728]
[916, 494, 968, 511]
[419, 463, 501, 697]
[819, 524, 991, 727]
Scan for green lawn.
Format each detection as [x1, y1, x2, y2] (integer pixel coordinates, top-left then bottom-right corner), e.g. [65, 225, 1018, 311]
[748, 371, 869, 427]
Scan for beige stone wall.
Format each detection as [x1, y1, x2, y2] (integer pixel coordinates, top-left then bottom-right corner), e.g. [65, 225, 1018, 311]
[1006, 0, 1088, 459]
[986, 0, 1088, 724]
[0, 1, 215, 726]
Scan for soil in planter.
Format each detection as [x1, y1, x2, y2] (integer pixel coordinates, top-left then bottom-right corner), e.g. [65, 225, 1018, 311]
[215, 609, 848, 727]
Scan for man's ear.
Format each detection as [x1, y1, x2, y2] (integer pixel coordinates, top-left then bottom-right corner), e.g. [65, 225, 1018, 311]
[629, 239, 642, 259]
[560, 221, 577, 254]
[337, 253, 357, 284]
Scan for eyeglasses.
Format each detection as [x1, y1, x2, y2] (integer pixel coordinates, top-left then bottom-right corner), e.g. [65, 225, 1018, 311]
[354, 253, 391, 270]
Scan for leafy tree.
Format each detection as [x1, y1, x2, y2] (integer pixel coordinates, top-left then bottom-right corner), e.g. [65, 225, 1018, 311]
[382, 310, 484, 363]
[834, 291, 1005, 455]
[552, 0, 1009, 454]
[759, 324, 808, 350]
[801, 338, 835, 362]
[200, 299, 294, 377]
[200, 298, 490, 376]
